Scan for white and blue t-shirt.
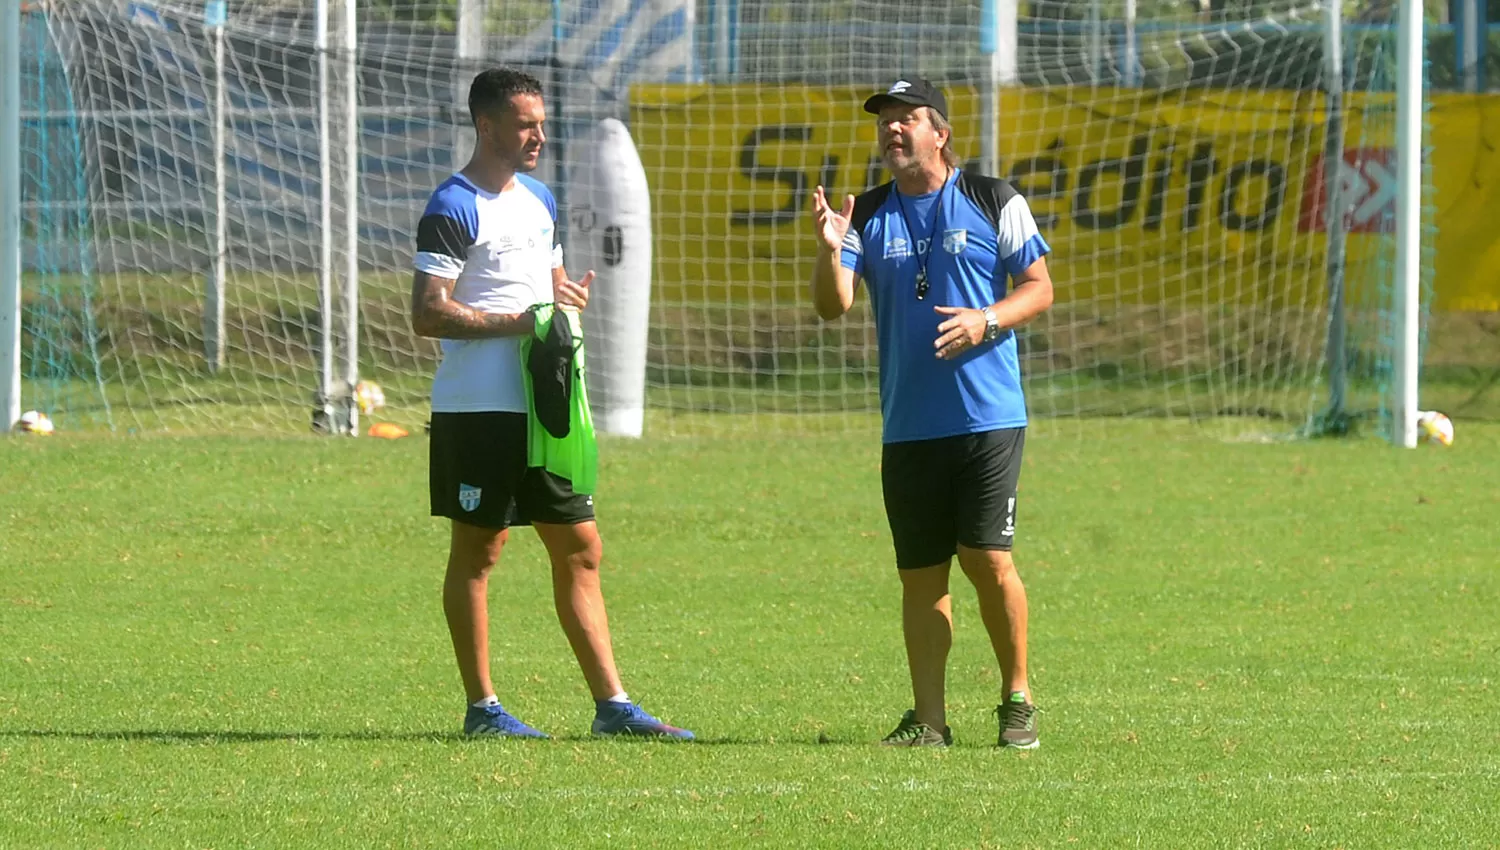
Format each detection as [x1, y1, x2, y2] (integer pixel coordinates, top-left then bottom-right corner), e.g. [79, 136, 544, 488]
[840, 170, 1050, 444]
[413, 172, 563, 413]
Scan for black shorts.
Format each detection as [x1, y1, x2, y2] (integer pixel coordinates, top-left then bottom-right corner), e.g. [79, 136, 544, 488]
[429, 412, 595, 530]
[881, 427, 1025, 569]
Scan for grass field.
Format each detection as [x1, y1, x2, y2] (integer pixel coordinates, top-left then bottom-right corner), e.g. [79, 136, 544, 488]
[2, 420, 1498, 848]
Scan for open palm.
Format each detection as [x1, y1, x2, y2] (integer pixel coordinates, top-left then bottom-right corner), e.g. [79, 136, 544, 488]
[812, 185, 854, 252]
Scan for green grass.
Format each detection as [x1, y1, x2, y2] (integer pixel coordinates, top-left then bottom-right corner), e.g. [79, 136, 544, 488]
[2, 421, 1498, 848]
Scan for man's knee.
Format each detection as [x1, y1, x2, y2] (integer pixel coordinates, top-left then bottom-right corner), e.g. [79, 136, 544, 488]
[898, 562, 951, 600]
[958, 546, 1016, 584]
[560, 535, 603, 574]
[449, 522, 507, 575]
[538, 521, 603, 575]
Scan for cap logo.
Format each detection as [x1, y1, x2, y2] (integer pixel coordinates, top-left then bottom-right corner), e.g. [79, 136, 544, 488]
[889, 80, 911, 94]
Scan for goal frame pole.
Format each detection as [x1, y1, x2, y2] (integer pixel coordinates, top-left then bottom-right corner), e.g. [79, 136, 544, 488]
[206, 0, 227, 373]
[339, 0, 359, 435]
[1320, 0, 1350, 433]
[2, 0, 21, 433]
[979, 0, 1018, 178]
[1394, 0, 1423, 448]
[550, 0, 568, 250]
[455, 0, 482, 169]
[314, 0, 335, 432]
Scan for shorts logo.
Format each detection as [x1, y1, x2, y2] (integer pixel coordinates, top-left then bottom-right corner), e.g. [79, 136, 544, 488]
[1002, 496, 1016, 537]
[458, 484, 482, 512]
[884, 236, 911, 259]
[943, 228, 968, 255]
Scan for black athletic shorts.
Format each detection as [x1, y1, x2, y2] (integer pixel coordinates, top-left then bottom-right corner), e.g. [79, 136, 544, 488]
[429, 412, 595, 530]
[880, 427, 1024, 569]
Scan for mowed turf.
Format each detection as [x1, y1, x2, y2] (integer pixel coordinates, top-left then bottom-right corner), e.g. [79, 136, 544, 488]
[1, 420, 1496, 848]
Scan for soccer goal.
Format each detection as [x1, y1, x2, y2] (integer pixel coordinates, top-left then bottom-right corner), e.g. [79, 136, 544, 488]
[2, 0, 1438, 443]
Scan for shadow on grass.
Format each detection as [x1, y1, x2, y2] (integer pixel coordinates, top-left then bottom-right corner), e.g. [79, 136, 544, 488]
[0, 729, 451, 744]
[0, 729, 850, 747]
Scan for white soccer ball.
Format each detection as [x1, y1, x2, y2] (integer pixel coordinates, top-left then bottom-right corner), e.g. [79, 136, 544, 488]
[1417, 410, 1454, 447]
[13, 410, 55, 436]
[355, 380, 386, 415]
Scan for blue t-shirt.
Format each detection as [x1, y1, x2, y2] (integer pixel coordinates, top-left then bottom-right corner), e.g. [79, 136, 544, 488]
[840, 170, 1050, 444]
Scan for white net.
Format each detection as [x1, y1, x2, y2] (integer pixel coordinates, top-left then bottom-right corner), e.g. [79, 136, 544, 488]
[15, 0, 1432, 437]
[633, 0, 1429, 436]
[20, 0, 694, 434]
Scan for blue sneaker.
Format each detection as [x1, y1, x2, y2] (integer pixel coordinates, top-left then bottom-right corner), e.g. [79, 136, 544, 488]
[464, 703, 550, 739]
[591, 701, 695, 740]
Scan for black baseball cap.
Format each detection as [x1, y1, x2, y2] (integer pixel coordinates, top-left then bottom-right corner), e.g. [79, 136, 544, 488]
[863, 77, 948, 121]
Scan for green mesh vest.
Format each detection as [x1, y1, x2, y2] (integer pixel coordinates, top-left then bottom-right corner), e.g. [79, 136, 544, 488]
[519, 304, 598, 495]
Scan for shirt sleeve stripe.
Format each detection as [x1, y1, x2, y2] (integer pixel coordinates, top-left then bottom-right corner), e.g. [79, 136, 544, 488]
[1002, 233, 1050, 277]
[414, 251, 464, 279]
[414, 212, 475, 269]
[841, 229, 862, 255]
[997, 194, 1049, 277]
[839, 229, 864, 275]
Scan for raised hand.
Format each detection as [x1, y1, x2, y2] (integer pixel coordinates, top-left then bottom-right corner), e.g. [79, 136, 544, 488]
[555, 269, 594, 311]
[812, 185, 855, 252]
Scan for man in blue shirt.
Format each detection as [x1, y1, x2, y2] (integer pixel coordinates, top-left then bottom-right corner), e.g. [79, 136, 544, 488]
[810, 77, 1055, 749]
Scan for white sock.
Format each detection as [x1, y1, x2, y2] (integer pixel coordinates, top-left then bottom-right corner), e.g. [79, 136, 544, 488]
[472, 695, 500, 708]
[607, 692, 630, 704]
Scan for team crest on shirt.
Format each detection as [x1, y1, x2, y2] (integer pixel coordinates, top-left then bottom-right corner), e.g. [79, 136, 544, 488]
[943, 228, 968, 255]
[458, 484, 481, 512]
[884, 236, 912, 259]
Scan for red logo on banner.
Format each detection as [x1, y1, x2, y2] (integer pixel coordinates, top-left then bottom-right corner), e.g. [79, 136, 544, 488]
[1299, 148, 1398, 233]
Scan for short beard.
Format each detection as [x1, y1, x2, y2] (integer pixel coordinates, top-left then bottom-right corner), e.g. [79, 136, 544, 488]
[510, 150, 540, 173]
[886, 149, 933, 176]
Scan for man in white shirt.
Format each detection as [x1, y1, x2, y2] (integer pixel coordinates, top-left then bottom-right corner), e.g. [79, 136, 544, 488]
[410, 68, 693, 740]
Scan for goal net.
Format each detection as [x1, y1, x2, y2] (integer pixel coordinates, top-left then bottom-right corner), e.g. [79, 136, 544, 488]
[13, 0, 1450, 439]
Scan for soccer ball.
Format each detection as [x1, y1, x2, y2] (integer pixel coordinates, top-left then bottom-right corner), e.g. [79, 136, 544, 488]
[13, 410, 55, 435]
[1417, 410, 1454, 446]
[354, 380, 386, 415]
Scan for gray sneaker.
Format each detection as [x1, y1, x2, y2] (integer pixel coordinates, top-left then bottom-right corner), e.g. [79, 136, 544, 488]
[880, 710, 952, 747]
[995, 696, 1039, 749]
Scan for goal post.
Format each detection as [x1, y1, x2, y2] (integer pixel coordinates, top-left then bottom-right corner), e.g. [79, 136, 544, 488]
[1317, 0, 1351, 436]
[206, 0, 226, 374]
[979, 0, 1020, 179]
[2, 0, 20, 434]
[1394, 0, 1424, 448]
[8, 0, 1452, 440]
[631, 0, 1442, 439]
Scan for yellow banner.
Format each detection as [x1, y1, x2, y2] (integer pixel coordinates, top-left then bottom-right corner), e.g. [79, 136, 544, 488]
[628, 85, 1499, 312]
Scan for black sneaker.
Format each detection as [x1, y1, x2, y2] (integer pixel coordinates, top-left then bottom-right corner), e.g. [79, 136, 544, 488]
[880, 710, 952, 747]
[995, 695, 1039, 749]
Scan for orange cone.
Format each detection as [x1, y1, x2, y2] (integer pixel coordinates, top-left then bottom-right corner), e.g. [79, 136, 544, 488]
[367, 422, 409, 439]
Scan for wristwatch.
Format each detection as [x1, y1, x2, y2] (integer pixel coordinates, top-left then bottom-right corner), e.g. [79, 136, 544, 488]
[981, 306, 1002, 342]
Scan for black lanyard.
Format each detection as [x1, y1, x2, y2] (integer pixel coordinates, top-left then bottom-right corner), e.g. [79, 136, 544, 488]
[893, 168, 951, 301]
